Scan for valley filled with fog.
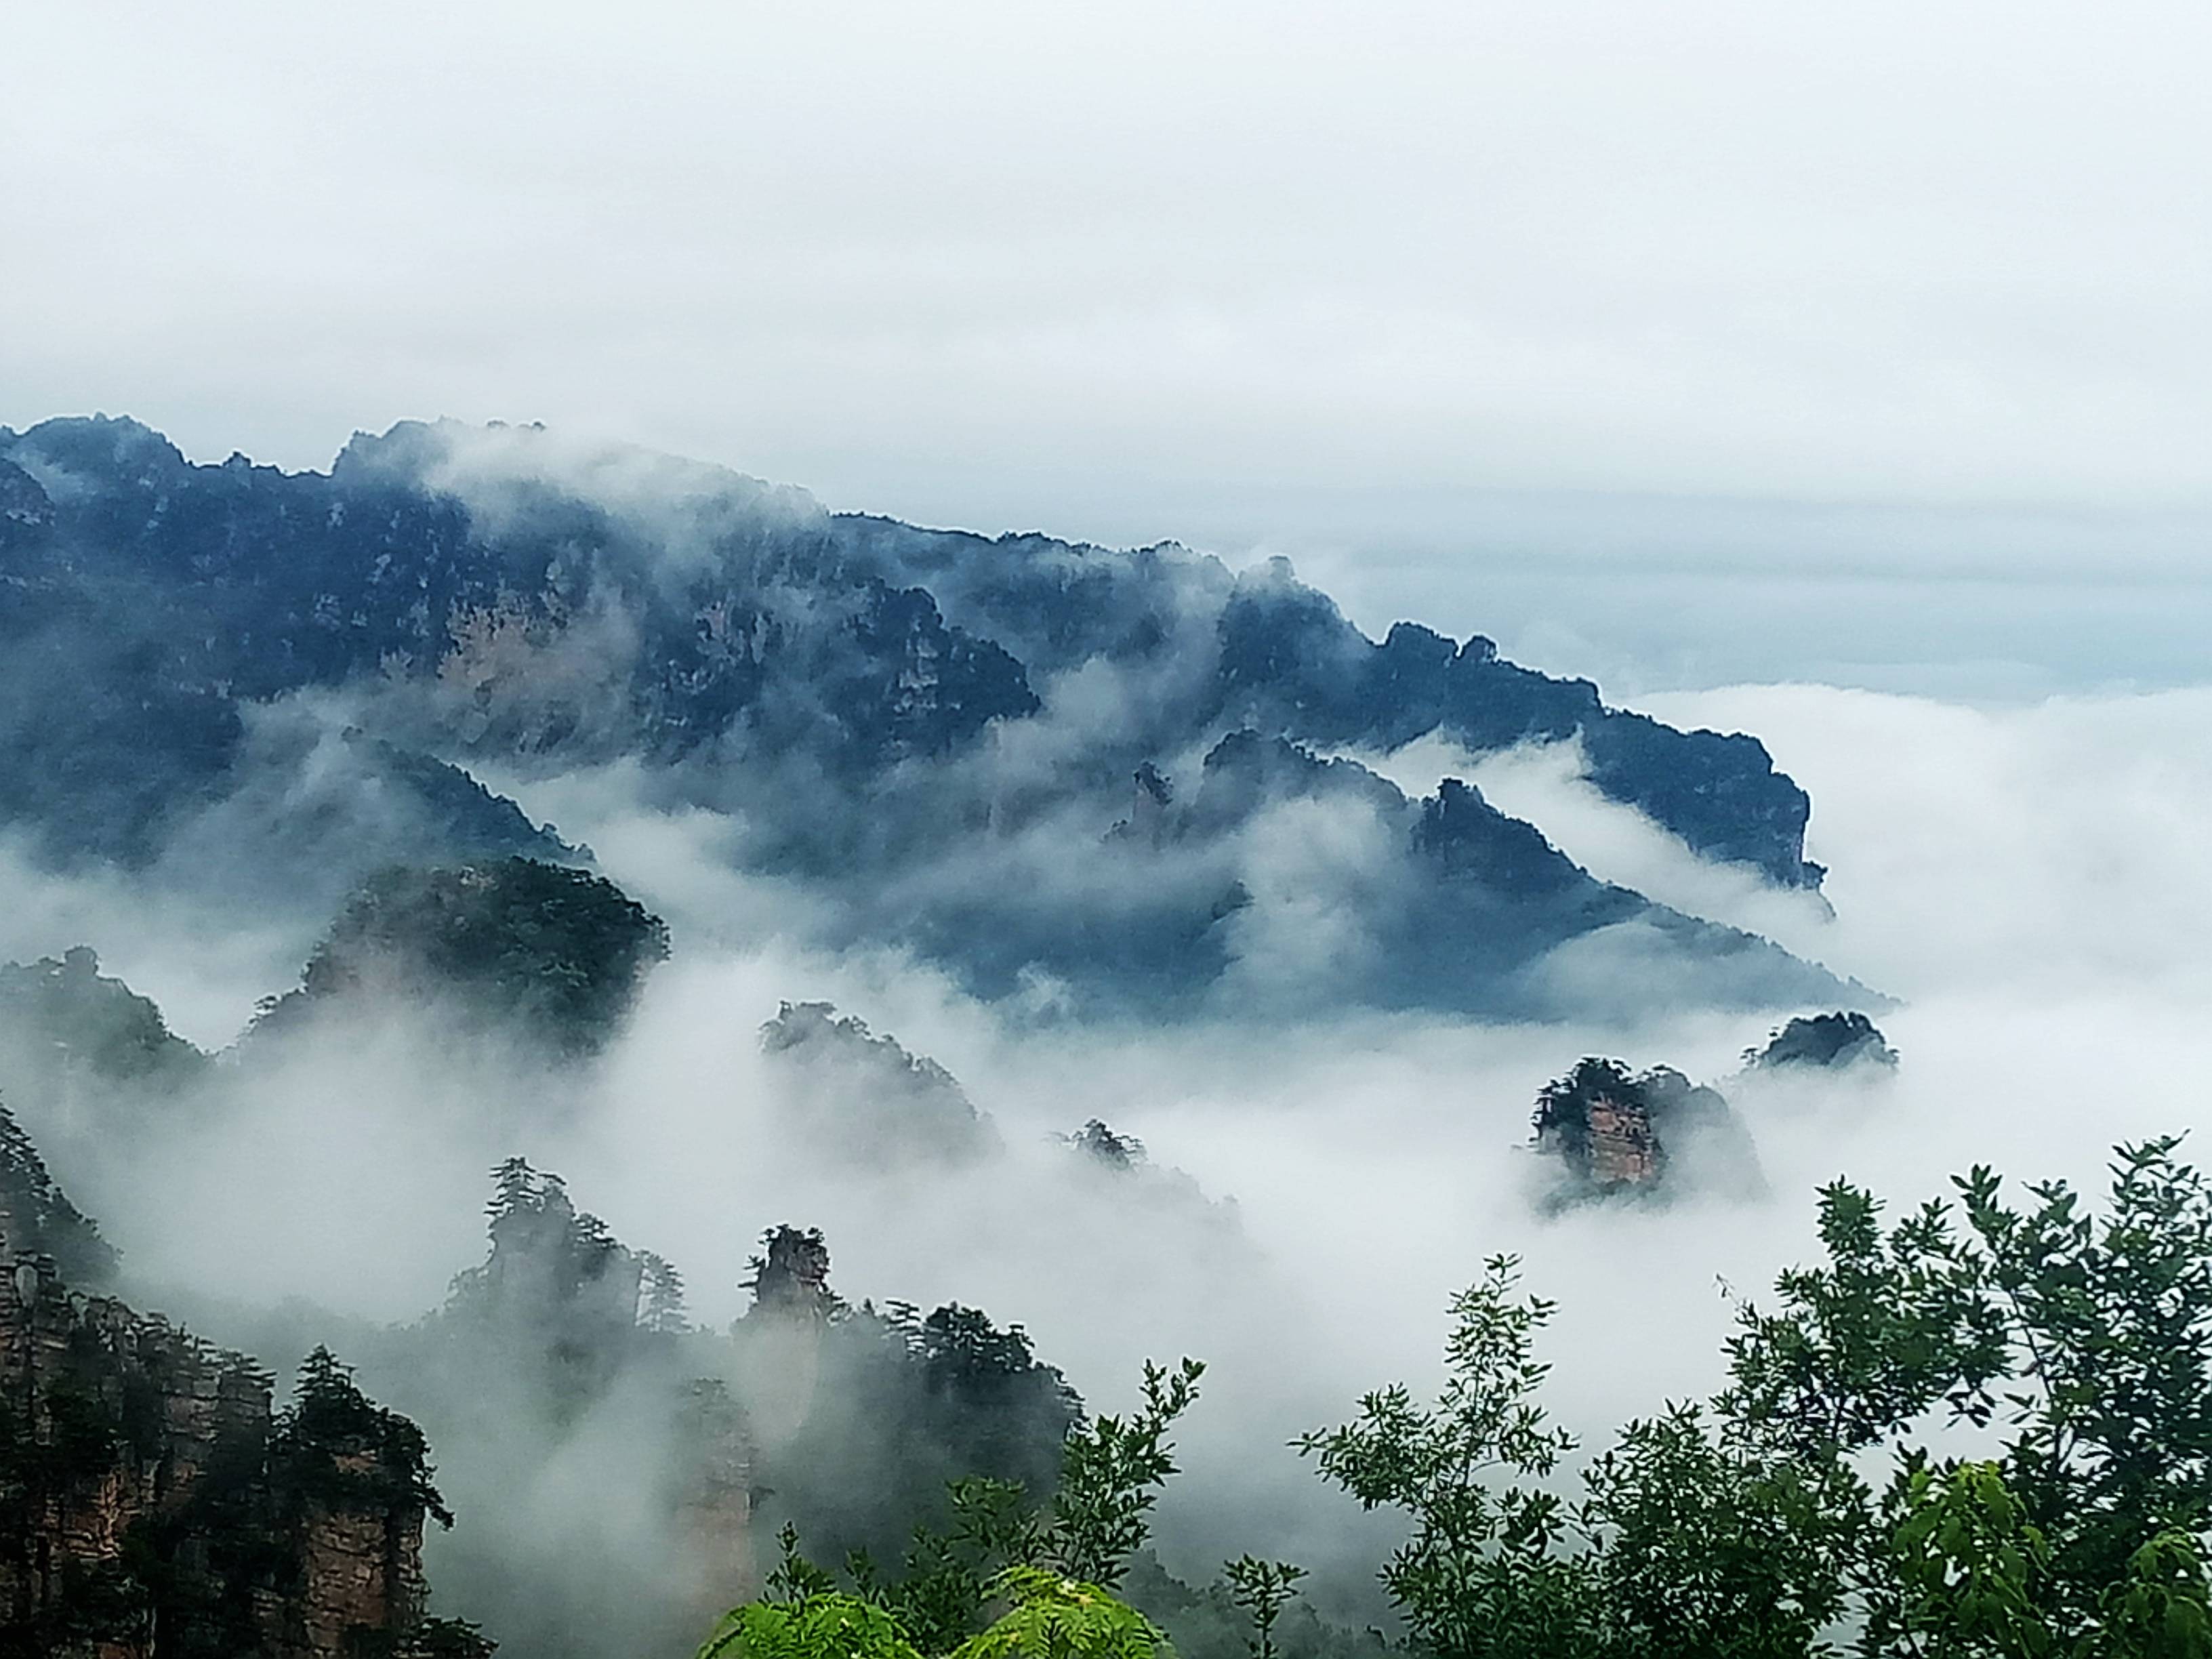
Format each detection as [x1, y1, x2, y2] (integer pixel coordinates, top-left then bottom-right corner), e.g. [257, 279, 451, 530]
[5, 653, 2203, 1641]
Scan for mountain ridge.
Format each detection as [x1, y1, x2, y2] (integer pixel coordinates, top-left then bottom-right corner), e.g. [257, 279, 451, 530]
[0, 413, 1850, 1019]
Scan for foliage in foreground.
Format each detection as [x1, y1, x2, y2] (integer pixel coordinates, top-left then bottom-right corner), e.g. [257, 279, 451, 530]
[697, 1358, 1204, 1659]
[1303, 1136, 2212, 1657]
[725, 1362, 1203, 1659]
[699, 1568, 1161, 1659]
[703, 1136, 2212, 1659]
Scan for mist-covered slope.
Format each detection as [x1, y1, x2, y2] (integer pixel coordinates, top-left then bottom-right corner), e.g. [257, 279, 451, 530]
[0, 413, 1850, 1019]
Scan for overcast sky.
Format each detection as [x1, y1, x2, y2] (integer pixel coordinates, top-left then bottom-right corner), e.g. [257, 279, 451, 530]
[5, 1, 2207, 691]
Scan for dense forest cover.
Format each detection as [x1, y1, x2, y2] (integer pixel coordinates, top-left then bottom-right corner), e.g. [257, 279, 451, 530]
[254, 859, 671, 1054]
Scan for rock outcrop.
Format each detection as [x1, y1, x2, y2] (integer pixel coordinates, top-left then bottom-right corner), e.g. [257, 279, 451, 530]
[743, 1225, 842, 1326]
[1746, 1011, 1900, 1071]
[383, 1159, 751, 1659]
[1064, 1118, 1147, 1171]
[759, 1002, 997, 1166]
[0, 948, 206, 1098]
[1575, 1090, 1667, 1188]
[0, 1101, 484, 1658]
[670, 1380, 758, 1619]
[1530, 1058, 1759, 1202]
[726, 1222, 1080, 1574]
[251, 859, 670, 1057]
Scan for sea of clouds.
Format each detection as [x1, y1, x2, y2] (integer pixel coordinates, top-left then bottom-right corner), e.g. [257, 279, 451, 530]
[4, 676, 2203, 1625]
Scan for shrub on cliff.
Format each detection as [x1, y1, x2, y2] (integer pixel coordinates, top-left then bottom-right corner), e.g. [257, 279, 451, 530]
[270, 1347, 454, 1527]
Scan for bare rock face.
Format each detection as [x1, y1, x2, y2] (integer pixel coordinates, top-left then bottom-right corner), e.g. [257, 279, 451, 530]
[1532, 1059, 1670, 1191]
[1577, 1092, 1666, 1187]
[670, 1380, 758, 1620]
[0, 1105, 481, 1658]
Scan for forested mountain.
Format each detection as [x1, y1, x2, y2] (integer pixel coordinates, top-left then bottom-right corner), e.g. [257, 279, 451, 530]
[0, 414, 1851, 1020]
[9, 419, 2193, 1659]
[251, 859, 672, 1055]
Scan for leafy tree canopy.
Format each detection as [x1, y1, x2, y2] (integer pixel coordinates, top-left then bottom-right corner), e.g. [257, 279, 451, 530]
[701, 1569, 1160, 1659]
[1303, 1136, 2212, 1658]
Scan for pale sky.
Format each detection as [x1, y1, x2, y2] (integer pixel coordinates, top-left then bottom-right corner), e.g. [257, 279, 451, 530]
[5, 1, 2209, 691]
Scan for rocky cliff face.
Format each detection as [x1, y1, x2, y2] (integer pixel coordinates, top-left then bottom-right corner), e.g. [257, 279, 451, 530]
[0, 1169, 476, 1658]
[1574, 1094, 1666, 1187]
[670, 1381, 757, 1624]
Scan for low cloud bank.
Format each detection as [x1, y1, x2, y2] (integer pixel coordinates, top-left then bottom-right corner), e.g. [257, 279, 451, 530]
[0, 680, 2205, 1641]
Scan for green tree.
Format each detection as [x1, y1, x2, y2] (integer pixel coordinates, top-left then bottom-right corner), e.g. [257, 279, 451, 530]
[1580, 1401, 1857, 1658]
[738, 1356, 1203, 1657]
[1881, 1459, 2054, 1658]
[1296, 1255, 1595, 1659]
[700, 1591, 926, 1659]
[951, 1568, 1164, 1659]
[1727, 1139, 2212, 1653]
[1950, 1141, 2212, 1627]
[2089, 1532, 2212, 1659]
[701, 1568, 1162, 1659]
[1048, 1358, 1206, 1589]
[1308, 1140, 2212, 1659]
[1221, 1557, 1307, 1659]
[1719, 1179, 2007, 1461]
